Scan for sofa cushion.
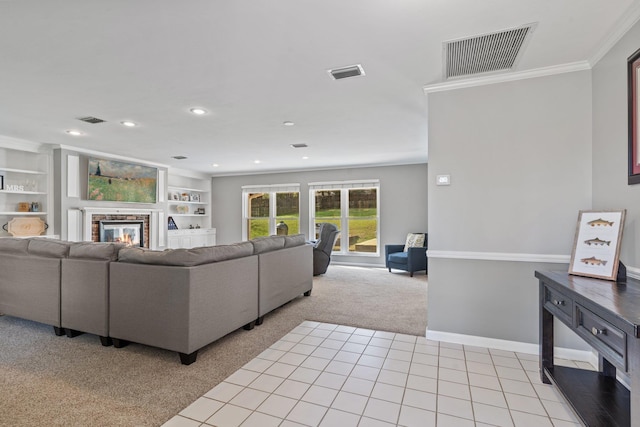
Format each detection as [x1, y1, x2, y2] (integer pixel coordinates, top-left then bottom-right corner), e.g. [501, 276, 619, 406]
[403, 233, 425, 252]
[284, 234, 306, 248]
[388, 252, 409, 264]
[118, 242, 254, 266]
[69, 242, 125, 261]
[251, 235, 286, 254]
[28, 238, 71, 258]
[0, 237, 29, 254]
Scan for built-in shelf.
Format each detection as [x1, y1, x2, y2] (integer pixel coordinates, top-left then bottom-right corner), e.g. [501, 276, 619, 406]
[0, 190, 47, 195]
[0, 167, 46, 175]
[0, 211, 48, 215]
[167, 186, 207, 193]
[168, 200, 207, 205]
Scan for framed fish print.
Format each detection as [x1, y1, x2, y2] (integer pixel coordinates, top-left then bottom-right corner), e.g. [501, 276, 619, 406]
[628, 47, 640, 184]
[568, 210, 626, 281]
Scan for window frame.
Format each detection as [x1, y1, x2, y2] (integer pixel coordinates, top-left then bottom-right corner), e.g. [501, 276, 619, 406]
[309, 180, 380, 256]
[242, 184, 300, 240]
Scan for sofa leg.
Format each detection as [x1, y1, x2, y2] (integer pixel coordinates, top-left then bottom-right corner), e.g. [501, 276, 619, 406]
[388, 268, 391, 272]
[410, 272, 414, 277]
[53, 326, 65, 336]
[179, 351, 198, 365]
[112, 338, 130, 348]
[243, 321, 256, 331]
[255, 316, 264, 326]
[304, 290, 312, 297]
[65, 328, 84, 338]
[100, 336, 113, 347]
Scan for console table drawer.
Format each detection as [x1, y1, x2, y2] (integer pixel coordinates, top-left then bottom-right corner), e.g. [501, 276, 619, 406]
[543, 285, 573, 324]
[576, 304, 626, 370]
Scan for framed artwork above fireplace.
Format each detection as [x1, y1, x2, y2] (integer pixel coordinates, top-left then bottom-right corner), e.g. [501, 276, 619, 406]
[88, 157, 157, 203]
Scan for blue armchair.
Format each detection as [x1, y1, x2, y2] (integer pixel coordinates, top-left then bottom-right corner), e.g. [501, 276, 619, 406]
[385, 233, 428, 277]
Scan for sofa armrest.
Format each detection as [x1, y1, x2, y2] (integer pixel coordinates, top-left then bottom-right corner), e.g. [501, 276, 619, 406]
[407, 246, 428, 271]
[384, 244, 405, 267]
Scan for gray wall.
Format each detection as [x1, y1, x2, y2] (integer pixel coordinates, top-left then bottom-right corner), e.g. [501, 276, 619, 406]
[592, 20, 640, 269]
[211, 163, 428, 266]
[427, 70, 593, 349]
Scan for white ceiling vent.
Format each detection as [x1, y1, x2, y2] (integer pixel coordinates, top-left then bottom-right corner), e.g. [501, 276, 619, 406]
[329, 64, 365, 80]
[444, 23, 536, 79]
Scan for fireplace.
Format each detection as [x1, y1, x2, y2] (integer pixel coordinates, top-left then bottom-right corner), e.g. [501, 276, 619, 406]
[99, 220, 144, 247]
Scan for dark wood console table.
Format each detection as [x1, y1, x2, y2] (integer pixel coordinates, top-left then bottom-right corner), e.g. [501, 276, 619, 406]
[537, 270, 640, 426]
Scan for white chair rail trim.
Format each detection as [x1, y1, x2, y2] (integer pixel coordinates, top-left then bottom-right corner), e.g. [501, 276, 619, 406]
[427, 250, 640, 279]
[427, 250, 570, 264]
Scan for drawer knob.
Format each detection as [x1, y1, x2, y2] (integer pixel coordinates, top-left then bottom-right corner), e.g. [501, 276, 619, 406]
[553, 299, 565, 306]
[591, 327, 607, 336]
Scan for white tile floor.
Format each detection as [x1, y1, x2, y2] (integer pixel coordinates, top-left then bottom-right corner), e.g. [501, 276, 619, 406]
[162, 321, 587, 427]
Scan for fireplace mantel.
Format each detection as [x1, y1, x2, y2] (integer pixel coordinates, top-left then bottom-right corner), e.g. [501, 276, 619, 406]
[74, 207, 165, 249]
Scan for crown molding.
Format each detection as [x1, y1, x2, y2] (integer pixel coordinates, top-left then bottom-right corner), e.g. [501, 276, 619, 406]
[55, 144, 169, 169]
[589, 1, 640, 67]
[423, 61, 591, 94]
[0, 135, 49, 153]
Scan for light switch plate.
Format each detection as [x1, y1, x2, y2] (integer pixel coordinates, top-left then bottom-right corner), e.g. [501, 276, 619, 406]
[436, 174, 451, 186]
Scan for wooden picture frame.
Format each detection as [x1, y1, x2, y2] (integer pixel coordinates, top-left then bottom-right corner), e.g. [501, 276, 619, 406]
[628, 48, 640, 184]
[87, 157, 157, 203]
[568, 210, 626, 281]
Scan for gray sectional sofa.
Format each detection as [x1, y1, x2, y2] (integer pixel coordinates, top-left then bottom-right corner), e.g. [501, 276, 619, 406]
[0, 234, 312, 365]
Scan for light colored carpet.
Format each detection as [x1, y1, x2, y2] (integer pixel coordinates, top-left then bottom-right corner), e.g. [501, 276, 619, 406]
[0, 265, 427, 427]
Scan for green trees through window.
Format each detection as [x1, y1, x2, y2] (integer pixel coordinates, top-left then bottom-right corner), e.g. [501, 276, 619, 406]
[312, 186, 378, 254]
[246, 191, 299, 239]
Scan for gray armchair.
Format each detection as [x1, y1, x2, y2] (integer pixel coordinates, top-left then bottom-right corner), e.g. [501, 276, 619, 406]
[385, 233, 428, 277]
[313, 223, 339, 276]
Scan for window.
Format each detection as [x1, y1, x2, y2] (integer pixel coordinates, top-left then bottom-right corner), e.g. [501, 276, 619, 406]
[310, 180, 379, 255]
[242, 184, 300, 240]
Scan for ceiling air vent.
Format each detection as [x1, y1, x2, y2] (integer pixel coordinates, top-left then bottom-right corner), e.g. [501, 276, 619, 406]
[172, 155, 188, 160]
[444, 23, 536, 79]
[290, 143, 308, 148]
[329, 64, 365, 80]
[77, 116, 106, 124]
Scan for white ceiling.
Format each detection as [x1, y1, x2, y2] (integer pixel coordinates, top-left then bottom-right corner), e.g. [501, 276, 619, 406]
[0, 1, 638, 175]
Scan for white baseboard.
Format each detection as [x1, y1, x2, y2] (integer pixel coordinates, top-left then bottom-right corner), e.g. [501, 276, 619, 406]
[426, 329, 594, 363]
[332, 261, 386, 269]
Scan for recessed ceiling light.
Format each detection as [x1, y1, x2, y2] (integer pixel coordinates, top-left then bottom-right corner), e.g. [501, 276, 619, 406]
[121, 121, 137, 127]
[212, 163, 219, 167]
[190, 107, 207, 115]
[283, 121, 295, 126]
[254, 160, 261, 164]
[302, 156, 309, 160]
[66, 130, 84, 136]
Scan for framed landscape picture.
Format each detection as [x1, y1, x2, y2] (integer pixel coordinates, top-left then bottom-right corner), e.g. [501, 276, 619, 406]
[568, 210, 626, 281]
[88, 157, 157, 203]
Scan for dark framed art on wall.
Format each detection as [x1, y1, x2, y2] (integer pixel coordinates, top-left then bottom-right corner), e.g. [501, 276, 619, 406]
[628, 47, 640, 184]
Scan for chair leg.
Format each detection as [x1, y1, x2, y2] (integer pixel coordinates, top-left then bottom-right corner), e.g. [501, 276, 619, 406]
[388, 268, 391, 272]
[410, 271, 414, 277]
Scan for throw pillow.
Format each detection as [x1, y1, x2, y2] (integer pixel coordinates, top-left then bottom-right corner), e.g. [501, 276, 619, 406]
[404, 233, 425, 252]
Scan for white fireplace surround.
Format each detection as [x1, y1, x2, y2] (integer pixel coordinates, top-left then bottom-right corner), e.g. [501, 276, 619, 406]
[71, 207, 165, 249]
